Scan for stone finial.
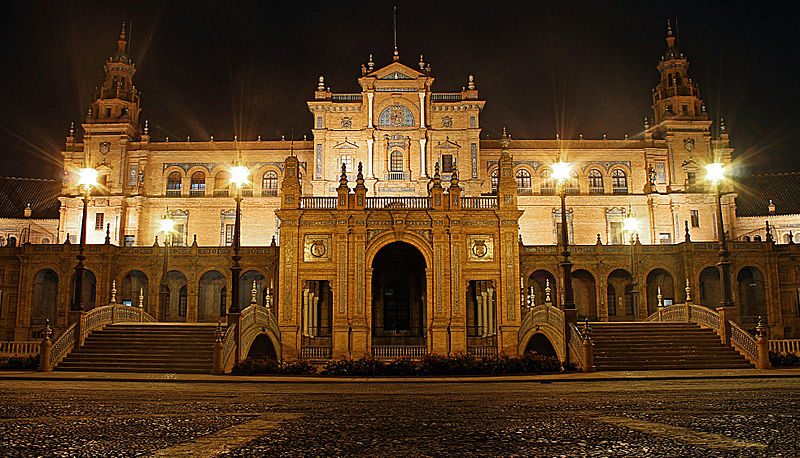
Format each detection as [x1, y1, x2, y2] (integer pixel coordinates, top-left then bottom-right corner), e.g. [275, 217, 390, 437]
[766, 220, 774, 243]
[685, 220, 691, 242]
[144, 120, 149, 136]
[43, 319, 53, 340]
[720, 117, 726, 133]
[317, 76, 325, 91]
[419, 54, 425, 70]
[110, 280, 117, 303]
[105, 223, 111, 244]
[251, 280, 258, 305]
[529, 287, 536, 308]
[270, 235, 276, 246]
[23, 203, 32, 218]
[153, 235, 159, 246]
[545, 279, 552, 304]
[756, 316, 767, 338]
[789, 231, 794, 245]
[192, 234, 197, 247]
[768, 199, 776, 214]
[138, 288, 144, 308]
[368, 54, 374, 72]
[644, 117, 650, 130]
[581, 320, 592, 341]
[666, 18, 673, 37]
[215, 321, 224, 342]
[596, 234, 602, 245]
[685, 278, 692, 303]
[69, 122, 75, 137]
[500, 127, 511, 150]
[657, 286, 663, 307]
[467, 74, 475, 90]
[339, 162, 348, 185]
[361, 63, 367, 75]
[701, 103, 707, 113]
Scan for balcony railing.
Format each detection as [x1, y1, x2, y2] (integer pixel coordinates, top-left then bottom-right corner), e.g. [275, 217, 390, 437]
[165, 190, 181, 197]
[387, 172, 407, 181]
[461, 196, 498, 209]
[540, 187, 556, 195]
[300, 346, 331, 359]
[365, 197, 430, 209]
[300, 197, 337, 209]
[189, 189, 205, 196]
[261, 189, 278, 197]
[589, 187, 604, 195]
[331, 93, 363, 103]
[517, 188, 533, 196]
[213, 190, 229, 197]
[431, 93, 462, 102]
[372, 345, 428, 359]
[241, 189, 254, 197]
[612, 187, 628, 195]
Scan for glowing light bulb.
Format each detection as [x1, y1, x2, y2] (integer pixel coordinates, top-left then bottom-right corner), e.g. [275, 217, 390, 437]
[552, 162, 572, 182]
[230, 165, 250, 187]
[705, 162, 726, 184]
[77, 168, 99, 189]
[159, 217, 175, 234]
[623, 216, 639, 235]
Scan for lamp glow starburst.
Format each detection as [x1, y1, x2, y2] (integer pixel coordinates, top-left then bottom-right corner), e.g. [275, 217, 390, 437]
[230, 165, 250, 187]
[705, 162, 726, 184]
[552, 162, 572, 182]
[623, 215, 639, 235]
[159, 217, 175, 234]
[77, 168, 99, 190]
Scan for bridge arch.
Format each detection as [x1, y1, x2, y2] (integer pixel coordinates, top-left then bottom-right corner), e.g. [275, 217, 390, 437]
[517, 322, 565, 361]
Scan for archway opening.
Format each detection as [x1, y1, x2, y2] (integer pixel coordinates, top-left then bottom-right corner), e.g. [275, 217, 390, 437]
[524, 333, 558, 358]
[466, 280, 497, 351]
[738, 266, 767, 329]
[198, 270, 226, 322]
[572, 269, 597, 320]
[121, 270, 148, 308]
[371, 241, 427, 346]
[699, 266, 721, 309]
[162, 270, 188, 322]
[646, 268, 675, 315]
[31, 269, 58, 331]
[607, 269, 633, 319]
[529, 269, 557, 308]
[247, 334, 278, 361]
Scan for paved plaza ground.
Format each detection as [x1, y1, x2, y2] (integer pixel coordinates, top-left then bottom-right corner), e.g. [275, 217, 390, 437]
[0, 373, 798, 456]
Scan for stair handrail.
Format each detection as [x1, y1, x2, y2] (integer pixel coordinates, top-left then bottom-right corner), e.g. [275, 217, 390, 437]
[567, 323, 585, 369]
[221, 323, 237, 367]
[729, 320, 759, 363]
[49, 323, 77, 368]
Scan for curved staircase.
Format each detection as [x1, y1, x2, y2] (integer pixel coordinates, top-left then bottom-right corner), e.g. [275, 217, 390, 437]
[590, 322, 752, 371]
[56, 323, 218, 373]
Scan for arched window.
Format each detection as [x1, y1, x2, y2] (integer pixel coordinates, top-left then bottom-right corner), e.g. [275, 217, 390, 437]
[540, 169, 555, 195]
[612, 169, 628, 194]
[588, 169, 604, 194]
[262, 171, 278, 196]
[166, 172, 182, 196]
[214, 171, 230, 197]
[516, 169, 531, 194]
[565, 170, 580, 195]
[190, 171, 205, 196]
[491, 169, 498, 194]
[390, 151, 403, 173]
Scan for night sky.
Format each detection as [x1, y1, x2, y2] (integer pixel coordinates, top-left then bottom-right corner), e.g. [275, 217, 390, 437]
[0, 0, 798, 179]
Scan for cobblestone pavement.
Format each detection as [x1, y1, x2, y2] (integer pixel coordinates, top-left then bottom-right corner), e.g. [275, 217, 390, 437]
[0, 378, 798, 456]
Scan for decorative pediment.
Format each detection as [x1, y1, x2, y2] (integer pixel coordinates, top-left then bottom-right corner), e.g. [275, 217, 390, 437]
[436, 137, 460, 149]
[385, 133, 407, 149]
[681, 158, 700, 171]
[334, 138, 359, 149]
[381, 71, 413, 80]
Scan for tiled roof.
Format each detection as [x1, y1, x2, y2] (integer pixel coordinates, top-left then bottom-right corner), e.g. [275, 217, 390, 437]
[735, 173, 800, 217]
[0, 177, 62, 219]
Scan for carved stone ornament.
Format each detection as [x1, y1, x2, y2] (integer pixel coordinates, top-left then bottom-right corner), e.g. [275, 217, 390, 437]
[340, 116, 352, 128]
[99, 141, 111, 155]
[303, 234, 331, 262]
[684, 138, 695, 152]
[441, 116, 453, 128]
[467, 235, 494, 262]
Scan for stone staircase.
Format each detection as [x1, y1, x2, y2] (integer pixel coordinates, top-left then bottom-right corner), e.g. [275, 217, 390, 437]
[56, 323, 217, 373]
[590, 322, 753, 371]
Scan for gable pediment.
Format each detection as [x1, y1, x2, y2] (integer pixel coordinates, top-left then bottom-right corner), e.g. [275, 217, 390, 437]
[334, 138, 359, 149]
[370, 61, 424, 80]
[435, 137, 461, 149]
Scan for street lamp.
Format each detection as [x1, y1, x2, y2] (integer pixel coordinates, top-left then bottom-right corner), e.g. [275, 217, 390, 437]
[706, 162, 734, 308]
[71, 167, 98, 312]
[623, 213, 640, 318]
[158, 213, 176, 320]
[228, 160, 250, 316]
[553, 160, 575, 310]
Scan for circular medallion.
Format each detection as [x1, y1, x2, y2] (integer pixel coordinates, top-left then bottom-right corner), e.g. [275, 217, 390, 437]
[310, 242, 326, 258]
[472, 240, 488, 258]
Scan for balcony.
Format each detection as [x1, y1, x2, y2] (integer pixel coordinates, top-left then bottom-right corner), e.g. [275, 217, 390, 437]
[331, 93, 363, 103]
[517, 188, 533, 196]
[589, 187, 604, 195]
[189, 189, 205, 197]
[165, 190, 181, 197]
[431, 93, 462, 102]
[387, 172, 406, 181]
[540, 187, 556, 195]
[261, 189, 278, 197]
[213, 190, 229, 197]
[612, 187, 628, 195]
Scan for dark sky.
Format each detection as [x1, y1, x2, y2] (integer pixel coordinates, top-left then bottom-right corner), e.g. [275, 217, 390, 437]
[0, 0, 798, 179]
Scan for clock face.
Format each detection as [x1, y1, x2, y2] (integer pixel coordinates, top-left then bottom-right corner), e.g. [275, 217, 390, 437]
[100, 142, 111, 155]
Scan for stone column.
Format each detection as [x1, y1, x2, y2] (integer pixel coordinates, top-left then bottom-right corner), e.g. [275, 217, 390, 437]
[418, 92, 426, 127]
[419, 138, 427, 178]
[367, 92, 374, 128]
[367, 138, 375, 178]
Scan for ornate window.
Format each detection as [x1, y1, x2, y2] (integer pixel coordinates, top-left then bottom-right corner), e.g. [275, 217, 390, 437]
[540, 169, 555, 195]
[515, 169, 531, 195]
[390, 151, 403, 173]
[190, 171, 205, 196]
[262, 171, 278, 196]
[612, 169, 628, 194]
[337, 155, 354, 181]
[588, 169, 603, 194]
[214, 171, 230, 197]
[378, 105, 415, 128]
[166, 171, 182, 196]
[491, 169, 498, 194]
[441, 154, 454, 173]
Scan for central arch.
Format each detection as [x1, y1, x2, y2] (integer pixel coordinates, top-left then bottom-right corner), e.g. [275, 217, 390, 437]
[370, 241, 427, 347]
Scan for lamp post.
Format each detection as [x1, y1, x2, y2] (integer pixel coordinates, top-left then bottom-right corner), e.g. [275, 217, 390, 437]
[158, 214, 175, 320]
[71, 168, 98, 312]
[706, 162, 734, 308]
[552, 161, 575, 311]
[228, 160, 249, 316]
[623, 214, 640, 318]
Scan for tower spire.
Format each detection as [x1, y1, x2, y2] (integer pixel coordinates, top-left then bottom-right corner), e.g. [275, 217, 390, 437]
[393, 6, 399, 61]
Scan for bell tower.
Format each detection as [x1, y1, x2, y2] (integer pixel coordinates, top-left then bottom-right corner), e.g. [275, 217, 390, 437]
[651, 20, 706, 124]
[87, 22, 141, 127]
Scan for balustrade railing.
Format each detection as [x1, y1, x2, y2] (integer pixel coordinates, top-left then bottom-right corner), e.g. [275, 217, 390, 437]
[460, 196, 498, 209]
[730, 321, 758, 363]
[331, 93, 363, 102]
[222, 324, 237, 366]
[568, 324, 584, 368]
[365, 197, 430, 209]
[300, 197, 337, 209]
[467, 346, 498, 357]
[371, 345, 428, 359]
[770, 339, 800, 355]
[49, 324, 76, 368]
[431, 93, 462, 102]
[300, 346, 331, 359]
[0, 341, 40, 357]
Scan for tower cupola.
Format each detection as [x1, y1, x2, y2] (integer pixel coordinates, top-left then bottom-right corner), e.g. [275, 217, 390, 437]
[86, 22, 141, 127]
[651, 20, 706, 124]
